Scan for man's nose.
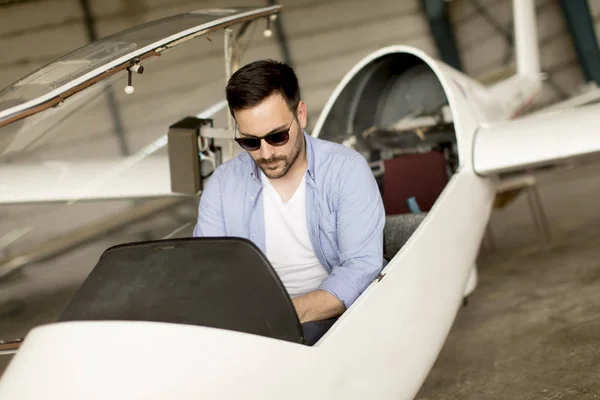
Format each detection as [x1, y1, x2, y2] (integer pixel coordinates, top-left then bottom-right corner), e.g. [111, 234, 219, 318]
[259, 141, 275, 159]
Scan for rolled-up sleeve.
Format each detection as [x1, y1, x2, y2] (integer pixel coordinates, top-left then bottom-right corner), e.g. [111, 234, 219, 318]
[193, 168, 226, 237]
[317, 156, 385, 307]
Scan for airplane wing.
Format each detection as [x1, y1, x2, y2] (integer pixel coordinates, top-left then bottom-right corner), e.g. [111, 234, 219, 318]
[0, 97, 229, 204]
[0, 156, 175, 204]
[533, 85, 600, 114]
[473, 103, 600, 175]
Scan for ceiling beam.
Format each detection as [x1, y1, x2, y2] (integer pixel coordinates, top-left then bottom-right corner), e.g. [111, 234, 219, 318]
[421, 0, 463, 71]
[558, 0, 600, 86]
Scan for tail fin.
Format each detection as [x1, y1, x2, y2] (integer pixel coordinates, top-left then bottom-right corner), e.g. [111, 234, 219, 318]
[513, 0, 541, 76]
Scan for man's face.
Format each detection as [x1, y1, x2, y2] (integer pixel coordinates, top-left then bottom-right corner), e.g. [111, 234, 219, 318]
[234, 94, 307, 179]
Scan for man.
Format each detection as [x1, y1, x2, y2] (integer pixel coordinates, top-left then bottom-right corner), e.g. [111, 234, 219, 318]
[193, 59, 385, 344]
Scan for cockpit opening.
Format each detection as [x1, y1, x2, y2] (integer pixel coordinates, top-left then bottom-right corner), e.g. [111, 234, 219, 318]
[316, 52, 458, 216]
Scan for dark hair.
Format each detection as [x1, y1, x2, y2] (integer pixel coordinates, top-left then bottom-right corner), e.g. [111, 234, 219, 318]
[226, 59, 300, 115]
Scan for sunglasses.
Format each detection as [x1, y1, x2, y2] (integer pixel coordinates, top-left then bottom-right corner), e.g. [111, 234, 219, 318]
[234, 117, 294, 151]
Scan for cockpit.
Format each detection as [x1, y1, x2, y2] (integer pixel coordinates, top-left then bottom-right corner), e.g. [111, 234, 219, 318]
[315, 51, 458, 216]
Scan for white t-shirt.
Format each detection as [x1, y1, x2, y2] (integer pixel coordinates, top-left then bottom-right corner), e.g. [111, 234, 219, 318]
[261, 171, 328, 298]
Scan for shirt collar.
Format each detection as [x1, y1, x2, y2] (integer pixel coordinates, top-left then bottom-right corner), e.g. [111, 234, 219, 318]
[303, 130, 316, 182]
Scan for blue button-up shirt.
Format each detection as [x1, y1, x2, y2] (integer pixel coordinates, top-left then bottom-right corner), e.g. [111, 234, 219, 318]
[193, 131, 386, 308]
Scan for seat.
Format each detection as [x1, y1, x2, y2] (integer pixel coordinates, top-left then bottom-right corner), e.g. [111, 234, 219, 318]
[384, 213, 427, 260]
[59, 237, 304, 344]
[381, 151, 448, 215]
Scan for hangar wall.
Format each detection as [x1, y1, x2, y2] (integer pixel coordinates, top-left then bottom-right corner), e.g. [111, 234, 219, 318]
[451, 0, 600, 109]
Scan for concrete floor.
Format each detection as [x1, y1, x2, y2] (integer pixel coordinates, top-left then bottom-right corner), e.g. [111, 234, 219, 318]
[1, 161, 600, 398]
[417, 161, 600, 399]
[417, 237, 600, 399]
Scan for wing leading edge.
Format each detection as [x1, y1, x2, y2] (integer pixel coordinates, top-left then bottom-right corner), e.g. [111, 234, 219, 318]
[473, 103, 600, 176]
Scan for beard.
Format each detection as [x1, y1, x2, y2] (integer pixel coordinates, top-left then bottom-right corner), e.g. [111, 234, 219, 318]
[257, 121, 303, 179]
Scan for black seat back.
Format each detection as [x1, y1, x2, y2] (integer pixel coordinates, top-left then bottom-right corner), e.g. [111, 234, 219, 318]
[59, 237, 304, 344]
[384, 213, 427, 259]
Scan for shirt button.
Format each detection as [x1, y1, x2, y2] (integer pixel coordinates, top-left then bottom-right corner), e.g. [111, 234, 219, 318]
[250, 196, 255, 201]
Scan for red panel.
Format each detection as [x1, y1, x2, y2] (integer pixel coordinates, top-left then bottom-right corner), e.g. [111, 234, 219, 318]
[382, 151, 449, 215]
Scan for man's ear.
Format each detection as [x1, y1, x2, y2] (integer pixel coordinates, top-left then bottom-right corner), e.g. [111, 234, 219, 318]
[297, 100, 308, 130]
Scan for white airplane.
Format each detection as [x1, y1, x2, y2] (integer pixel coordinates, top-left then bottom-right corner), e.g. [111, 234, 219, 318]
[0, 1, 599, 399]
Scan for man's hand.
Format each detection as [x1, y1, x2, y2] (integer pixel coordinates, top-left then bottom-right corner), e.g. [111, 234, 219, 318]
[291, 290, 346, 323]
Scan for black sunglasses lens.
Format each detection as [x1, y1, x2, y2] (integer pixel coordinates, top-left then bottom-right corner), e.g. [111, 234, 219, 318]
[265, 131, 289, 146]
[235, 128, 291, 150]
[236, 138, 260, 151]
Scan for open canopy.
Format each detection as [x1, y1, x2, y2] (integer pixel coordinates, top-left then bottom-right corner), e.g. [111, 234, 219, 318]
[0, 6, 280, 128]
